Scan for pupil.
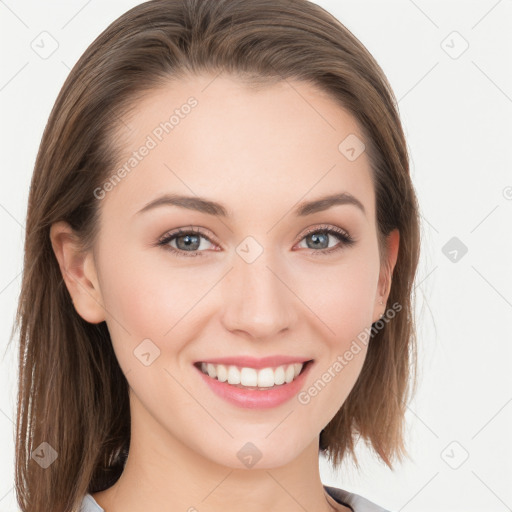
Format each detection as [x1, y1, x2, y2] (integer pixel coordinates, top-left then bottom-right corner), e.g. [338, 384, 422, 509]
[178, 234, 199, 250]
[310, 232, 327, 249]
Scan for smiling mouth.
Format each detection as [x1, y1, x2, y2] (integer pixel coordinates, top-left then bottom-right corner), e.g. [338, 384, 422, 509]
[194, 360, 313, 390]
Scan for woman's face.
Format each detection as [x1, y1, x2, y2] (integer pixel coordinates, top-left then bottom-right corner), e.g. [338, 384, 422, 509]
[86, 73, 392, 469]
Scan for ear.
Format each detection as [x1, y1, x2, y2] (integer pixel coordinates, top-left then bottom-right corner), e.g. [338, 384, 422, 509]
[49, 221, 106, 324]
[373, 228, 400, 323]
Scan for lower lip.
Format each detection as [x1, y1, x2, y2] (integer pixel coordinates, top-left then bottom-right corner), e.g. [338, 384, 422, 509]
[195, 361, 313, 409]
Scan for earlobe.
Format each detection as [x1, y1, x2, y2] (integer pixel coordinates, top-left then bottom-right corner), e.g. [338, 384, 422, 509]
[49, 221, 106, 324]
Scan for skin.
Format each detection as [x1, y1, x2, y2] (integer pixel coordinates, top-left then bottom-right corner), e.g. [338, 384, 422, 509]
[50, 73, 399, 512]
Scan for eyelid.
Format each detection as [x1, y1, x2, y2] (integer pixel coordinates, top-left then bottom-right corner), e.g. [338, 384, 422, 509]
[158, 224, 352, 243]
[156, 226, 222, 259]
[157, 223, 355, 257]
[157, 226, 219, 246]
[296, 224, 352, 244]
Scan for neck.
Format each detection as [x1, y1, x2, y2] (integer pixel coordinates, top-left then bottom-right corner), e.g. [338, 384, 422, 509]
[92, 392, 344, 512]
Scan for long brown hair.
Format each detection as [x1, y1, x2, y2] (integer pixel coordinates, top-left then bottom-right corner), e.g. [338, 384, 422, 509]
[11, 1, 421, 510]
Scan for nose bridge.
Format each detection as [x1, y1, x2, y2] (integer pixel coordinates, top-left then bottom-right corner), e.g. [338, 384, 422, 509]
[221, 237, 296, 338]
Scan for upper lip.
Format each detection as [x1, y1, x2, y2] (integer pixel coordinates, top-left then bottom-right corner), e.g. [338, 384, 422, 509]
[195, 355, 313, 369]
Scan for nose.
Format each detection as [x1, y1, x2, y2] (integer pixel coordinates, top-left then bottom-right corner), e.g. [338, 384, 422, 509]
[220, 249, 298, 340]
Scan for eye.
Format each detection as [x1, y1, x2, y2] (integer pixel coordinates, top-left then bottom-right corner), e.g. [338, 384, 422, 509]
[157, 224, 355, 258]
[157, 227, 217, 258]
[295, 224, 355, 256]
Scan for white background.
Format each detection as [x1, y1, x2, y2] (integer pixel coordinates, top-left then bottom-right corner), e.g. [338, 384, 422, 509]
[1, 1, 511, 511]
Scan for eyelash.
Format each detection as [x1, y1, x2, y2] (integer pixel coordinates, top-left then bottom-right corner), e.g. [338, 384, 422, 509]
[156, 224, 355, 258]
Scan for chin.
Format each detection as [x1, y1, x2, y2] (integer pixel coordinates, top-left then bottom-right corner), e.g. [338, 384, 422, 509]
[197, 434, 310, 470]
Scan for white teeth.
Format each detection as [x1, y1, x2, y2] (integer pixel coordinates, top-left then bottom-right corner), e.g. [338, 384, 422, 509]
[216, 364, 228, 382]
[199, 362, 306, 388]
[285, 364, 295, 384]
[240, 367, 258, 386]
[227, 365, 241, 385]
[258, 368, 276, 387]
[273, 366, 285, 385]
[206, 363, 217, 378]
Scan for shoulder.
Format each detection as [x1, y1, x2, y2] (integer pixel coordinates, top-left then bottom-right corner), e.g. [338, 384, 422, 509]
[324, 485, 392, 512]
[79, 493, 105, 512]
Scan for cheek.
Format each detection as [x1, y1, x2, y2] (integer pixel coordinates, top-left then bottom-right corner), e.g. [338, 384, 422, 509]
[98, 244, 191, 331]
[298, 255, 379, 342]
[97, 245, 221, 374]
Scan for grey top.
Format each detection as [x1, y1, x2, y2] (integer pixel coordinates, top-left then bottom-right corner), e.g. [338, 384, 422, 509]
[79, 485, 391, 512]
[324, 485, 391, 512]
[80, 493, 105, 512]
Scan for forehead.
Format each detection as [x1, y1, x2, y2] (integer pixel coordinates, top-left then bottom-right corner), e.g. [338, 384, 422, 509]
[103, 73, 375, 223]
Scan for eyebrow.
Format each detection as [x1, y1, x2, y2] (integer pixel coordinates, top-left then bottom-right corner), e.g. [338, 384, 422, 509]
[135, 192, 366, 218]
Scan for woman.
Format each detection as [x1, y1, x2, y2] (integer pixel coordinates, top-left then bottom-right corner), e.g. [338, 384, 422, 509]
[13, 1, 420, 511]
